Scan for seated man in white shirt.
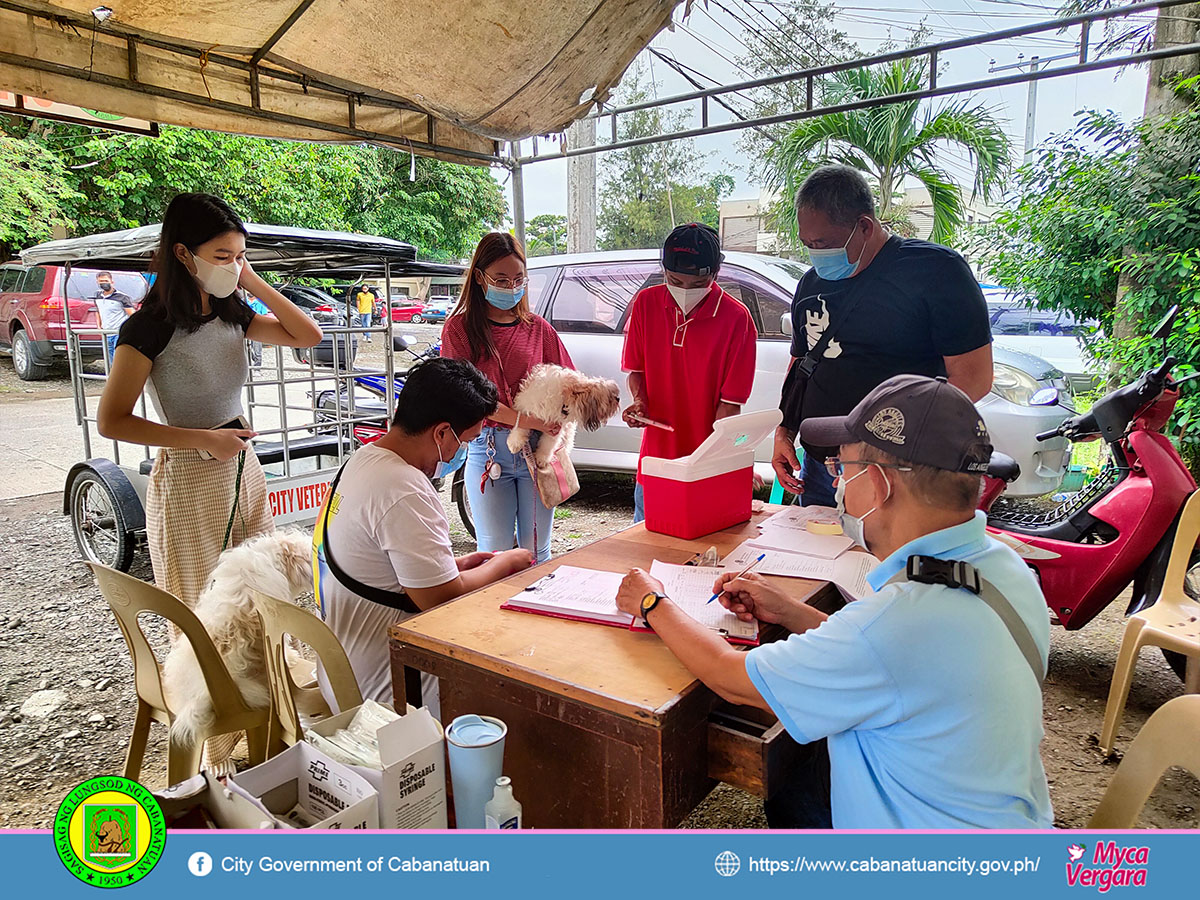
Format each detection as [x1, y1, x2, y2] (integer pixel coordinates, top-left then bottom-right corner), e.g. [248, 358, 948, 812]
[315, 357, 534, 710]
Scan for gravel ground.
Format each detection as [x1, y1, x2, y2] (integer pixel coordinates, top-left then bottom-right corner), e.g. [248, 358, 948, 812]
[0, 325, 1196, 829]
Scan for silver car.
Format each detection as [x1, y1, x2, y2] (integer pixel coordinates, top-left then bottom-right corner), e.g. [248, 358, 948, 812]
[526, 249, 1072, 498]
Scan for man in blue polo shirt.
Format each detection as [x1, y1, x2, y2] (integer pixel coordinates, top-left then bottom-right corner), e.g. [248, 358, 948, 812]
[616, 374, 1052, 829]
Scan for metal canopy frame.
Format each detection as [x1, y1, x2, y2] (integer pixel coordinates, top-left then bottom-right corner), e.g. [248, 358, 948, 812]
[0, 0, 504, 165]
[514, 0, 1200, 164]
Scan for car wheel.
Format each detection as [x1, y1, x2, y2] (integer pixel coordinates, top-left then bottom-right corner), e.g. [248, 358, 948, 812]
[12, 328, 50, 381]
[411, 314, 424, 324]
[70, 469, 136, 571]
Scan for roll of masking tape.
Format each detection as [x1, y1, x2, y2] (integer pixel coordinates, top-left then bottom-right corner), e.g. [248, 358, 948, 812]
[806, 519, 843, 535]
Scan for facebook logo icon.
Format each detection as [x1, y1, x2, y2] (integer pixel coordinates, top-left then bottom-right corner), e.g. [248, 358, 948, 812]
[188, 852, 213, 877]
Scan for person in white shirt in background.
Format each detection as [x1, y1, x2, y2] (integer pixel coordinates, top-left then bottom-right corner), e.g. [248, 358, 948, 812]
[315, 357, 534, 714]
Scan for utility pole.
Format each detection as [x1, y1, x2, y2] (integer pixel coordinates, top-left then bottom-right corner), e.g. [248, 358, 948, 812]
[989, 51, 1075, 165]
[510, 152, 526, 247]
[566, 117, 597, 252]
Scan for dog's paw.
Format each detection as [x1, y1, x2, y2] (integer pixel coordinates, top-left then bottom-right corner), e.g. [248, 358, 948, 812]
[506, 430, 527, 454]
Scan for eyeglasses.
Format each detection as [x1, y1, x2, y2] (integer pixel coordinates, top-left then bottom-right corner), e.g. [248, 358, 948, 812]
[483, 272, 527, 290]
[824, 457, 913, 478]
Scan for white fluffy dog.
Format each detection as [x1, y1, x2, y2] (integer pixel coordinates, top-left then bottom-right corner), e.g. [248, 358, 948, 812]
[507, 364, 621, 467]
[161, 530, 313, 750]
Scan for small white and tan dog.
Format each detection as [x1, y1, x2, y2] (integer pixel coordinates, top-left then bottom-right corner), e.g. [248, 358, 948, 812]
[507, 364, 621, 467]
[161, 530, 313, 750]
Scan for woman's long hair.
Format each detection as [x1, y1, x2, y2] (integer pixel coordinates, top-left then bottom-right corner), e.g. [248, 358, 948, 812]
[449, 232, 532, 363]
[143, 193, 254, 332]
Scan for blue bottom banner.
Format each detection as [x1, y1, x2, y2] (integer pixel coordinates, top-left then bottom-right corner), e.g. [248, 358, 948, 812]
[0, 829, 1185, 898]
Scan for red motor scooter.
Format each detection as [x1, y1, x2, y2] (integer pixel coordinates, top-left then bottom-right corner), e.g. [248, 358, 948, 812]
[980, 306, 1198, 678]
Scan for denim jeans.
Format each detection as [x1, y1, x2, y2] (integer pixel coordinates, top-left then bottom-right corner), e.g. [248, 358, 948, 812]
[632, 480, 645, 524]
[763, 736, 833, 828]
[800, 450, 837, 508]
[105, 333, 118, 366]
[356, 312, 372, 339]
[465, 426, 553, 563]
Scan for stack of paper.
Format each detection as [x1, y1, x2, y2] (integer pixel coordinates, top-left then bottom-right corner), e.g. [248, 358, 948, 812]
[716, 504, 879, 599]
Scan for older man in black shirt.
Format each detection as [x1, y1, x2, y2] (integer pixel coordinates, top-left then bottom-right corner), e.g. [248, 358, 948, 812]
[772, 165, 994, 506]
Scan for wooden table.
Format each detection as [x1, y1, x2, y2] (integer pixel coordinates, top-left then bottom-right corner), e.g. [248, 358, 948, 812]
[388, 508, 836, 828]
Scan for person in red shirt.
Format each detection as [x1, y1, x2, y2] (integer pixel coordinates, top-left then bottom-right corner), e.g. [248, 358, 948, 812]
[621, 223, 758, 522]
[442, 233, 573, 561]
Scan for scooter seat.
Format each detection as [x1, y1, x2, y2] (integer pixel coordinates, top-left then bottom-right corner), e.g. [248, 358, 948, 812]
[987, 451, 1021, 483]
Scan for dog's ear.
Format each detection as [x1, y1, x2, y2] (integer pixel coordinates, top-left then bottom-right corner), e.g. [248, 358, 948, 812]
[573, 381, 621, 431]
[277, 531, 314, 592]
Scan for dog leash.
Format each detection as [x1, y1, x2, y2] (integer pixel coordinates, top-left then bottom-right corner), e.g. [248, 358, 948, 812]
[221, 449, 247, 552]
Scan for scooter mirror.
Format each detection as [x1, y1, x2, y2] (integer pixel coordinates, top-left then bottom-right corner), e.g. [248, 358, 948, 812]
[392, 334, 412, 352]
[1151, 304, 1179, 342]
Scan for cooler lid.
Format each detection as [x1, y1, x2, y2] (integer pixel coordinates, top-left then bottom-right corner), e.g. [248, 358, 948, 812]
[686, 409, 782, 466]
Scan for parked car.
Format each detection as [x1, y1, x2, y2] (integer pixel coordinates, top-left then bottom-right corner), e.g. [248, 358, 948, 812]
[525, 250, 1074, 497]
[413, 300, 450, 324]
[276, 285, 344, 326]
[389, 302, 425, 323]
[981, 285, 1101, 392]
[0, 263, 148, 379]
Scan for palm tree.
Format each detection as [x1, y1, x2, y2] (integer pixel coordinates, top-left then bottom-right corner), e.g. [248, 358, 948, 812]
[764, 58, 1011, 244]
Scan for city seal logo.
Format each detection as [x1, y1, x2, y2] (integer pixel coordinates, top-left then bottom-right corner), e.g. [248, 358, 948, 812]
[54, 776, 165, 888]
[865, 407, 907, 445]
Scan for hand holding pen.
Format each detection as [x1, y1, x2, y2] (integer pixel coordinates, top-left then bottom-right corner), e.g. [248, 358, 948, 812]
[707, 553, 765, 604]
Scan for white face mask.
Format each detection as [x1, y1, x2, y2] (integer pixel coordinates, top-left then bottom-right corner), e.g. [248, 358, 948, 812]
[191, 253, 243, 298]
[666, 281, 711, 314]
[835, 465, 889, 552]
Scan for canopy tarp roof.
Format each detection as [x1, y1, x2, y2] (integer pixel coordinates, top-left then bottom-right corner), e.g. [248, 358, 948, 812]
[0, 0, 680, 165]
[21, 221, 464, 278]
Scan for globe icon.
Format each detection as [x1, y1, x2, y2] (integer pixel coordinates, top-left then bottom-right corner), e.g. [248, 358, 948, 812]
[714, 850, 741, 877]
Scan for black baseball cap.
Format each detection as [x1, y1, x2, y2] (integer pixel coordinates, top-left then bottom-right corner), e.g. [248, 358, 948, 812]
[800, 375, 993, 474]
[662, 223, 723, 276]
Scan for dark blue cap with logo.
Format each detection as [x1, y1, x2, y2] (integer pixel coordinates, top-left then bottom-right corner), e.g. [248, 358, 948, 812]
[662, 223, 723, 276]
[800, 374, 993, 474]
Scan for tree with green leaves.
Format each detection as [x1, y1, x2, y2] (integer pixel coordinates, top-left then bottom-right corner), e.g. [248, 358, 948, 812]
[729, 0, 859, 175]
[0, 135, 81, 260]
[978, 99, 1200, 467]
[525, 214, 568, 256]
[762, 57, 1010, 244]
[2, 121, 506, 260]
[598, 64, 735, 250]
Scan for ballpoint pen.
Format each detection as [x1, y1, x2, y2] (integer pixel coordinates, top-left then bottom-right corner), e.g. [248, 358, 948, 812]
[707, 553, 765, 604]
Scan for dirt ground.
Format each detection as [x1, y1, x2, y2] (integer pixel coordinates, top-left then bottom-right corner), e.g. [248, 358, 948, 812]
[0, 339, 1196, 830]
[0, 472, 1197, 830]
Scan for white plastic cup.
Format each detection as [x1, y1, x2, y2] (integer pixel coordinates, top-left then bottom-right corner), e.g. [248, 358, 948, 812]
[445, 715, 507, 829]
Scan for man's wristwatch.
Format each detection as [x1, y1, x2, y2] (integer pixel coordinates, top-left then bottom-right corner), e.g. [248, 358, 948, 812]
[640, 591, 667, 627]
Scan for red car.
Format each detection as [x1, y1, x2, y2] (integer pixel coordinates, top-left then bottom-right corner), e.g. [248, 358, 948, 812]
[0, 263, 147, 380]
[389, 302, 425, 323]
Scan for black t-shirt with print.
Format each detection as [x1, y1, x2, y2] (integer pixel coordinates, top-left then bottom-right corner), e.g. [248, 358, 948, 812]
[781, 235, 991, 455]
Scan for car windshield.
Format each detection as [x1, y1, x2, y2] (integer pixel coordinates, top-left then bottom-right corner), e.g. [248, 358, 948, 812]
[66, 270, 149, 302]
[754, 255, 809, 283]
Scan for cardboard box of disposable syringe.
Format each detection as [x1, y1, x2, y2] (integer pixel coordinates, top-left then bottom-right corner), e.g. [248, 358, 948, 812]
[227, 741, 378, 829]
[306, 703, 448, 829]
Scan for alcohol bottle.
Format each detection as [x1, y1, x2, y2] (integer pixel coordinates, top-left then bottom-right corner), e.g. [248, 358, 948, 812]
[484, 776, 522, 829]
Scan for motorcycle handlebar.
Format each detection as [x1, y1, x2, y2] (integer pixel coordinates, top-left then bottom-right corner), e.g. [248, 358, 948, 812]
[1035, 427, 1062, 442]
[1148, 356, 1176, 386]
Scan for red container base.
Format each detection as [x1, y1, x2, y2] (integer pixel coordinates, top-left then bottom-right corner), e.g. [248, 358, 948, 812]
[641, 467, 753, 540]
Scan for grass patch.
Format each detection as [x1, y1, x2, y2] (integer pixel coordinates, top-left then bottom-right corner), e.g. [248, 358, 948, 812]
[554, 508, 573, 520]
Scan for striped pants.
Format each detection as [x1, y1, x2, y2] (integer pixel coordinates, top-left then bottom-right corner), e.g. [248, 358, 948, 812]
[147, 447, 273, 774]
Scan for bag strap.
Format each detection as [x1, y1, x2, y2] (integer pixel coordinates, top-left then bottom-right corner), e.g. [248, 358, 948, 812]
[885, 555, 1045, 686]
[320, 460, 419, 615]
[794, 285, 867, 379]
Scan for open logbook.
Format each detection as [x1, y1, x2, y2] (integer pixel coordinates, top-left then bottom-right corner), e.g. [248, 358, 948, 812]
[500, 563, 759, 646]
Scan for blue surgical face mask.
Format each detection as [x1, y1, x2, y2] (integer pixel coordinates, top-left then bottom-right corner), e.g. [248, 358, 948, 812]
[434, 426, 467, 479]
[834, 465, 887, 551]
[807, 226, 863, 281]
[485, 284, 525, 310]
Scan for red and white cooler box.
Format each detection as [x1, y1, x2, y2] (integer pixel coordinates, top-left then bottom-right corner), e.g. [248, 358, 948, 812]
[640, 409, 782, 539]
